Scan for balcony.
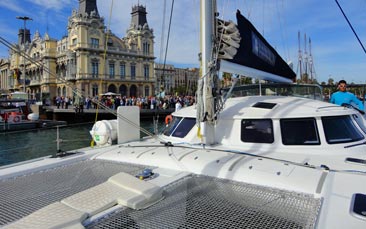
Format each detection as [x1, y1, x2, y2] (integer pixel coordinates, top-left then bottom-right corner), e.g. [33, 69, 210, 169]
[65, 75, 76, 81]
[30, 79, 41, 86]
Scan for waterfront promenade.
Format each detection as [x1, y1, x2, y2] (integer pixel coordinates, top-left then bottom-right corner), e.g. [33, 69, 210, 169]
[43, 105, 175, 124]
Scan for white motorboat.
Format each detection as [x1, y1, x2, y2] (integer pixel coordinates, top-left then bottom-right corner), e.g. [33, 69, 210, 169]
[1, 1, 366, 228]
[0, 98, 67, 132]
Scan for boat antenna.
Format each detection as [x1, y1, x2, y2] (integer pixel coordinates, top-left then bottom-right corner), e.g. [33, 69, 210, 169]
[334, 0, 366, 55]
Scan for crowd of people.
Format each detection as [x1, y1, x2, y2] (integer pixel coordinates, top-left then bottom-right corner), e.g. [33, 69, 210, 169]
[53, 94, 195, 112]
[52, 80, 365, 114]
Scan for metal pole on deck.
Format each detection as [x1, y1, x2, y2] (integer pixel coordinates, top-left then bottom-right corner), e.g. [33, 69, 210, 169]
[200, 0, 216, 145]
[56, 125, 61, 154]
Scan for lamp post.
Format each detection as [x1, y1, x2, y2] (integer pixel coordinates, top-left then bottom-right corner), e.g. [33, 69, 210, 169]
[16, 16, 32, 93]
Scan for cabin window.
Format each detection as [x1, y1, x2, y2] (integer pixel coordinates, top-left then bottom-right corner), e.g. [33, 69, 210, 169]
[322, 115, 364, 144]
[280, 118, 320, 145]
[352, 114, 366, 134]
[241, 119, 274, 143]
[163, 117, 195, 138]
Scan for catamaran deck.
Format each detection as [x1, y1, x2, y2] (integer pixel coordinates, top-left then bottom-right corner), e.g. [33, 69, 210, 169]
[0, 159, 321, 228]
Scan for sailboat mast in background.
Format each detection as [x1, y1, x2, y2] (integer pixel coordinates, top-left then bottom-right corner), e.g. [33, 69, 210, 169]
[298, 31, 316, 83]
[297, 31, 303, 79]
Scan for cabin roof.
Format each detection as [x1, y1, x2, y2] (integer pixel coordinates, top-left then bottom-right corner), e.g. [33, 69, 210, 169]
[173, 96, 355, 119]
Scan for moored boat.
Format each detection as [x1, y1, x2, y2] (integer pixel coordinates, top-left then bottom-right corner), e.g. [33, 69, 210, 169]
[0, 98, 66, 132]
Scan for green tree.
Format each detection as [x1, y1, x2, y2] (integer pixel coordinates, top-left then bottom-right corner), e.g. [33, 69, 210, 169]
[327, 78, 334, 85]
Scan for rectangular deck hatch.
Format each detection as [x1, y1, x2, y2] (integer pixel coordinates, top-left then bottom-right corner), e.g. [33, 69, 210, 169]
[252, 102, 277, 109]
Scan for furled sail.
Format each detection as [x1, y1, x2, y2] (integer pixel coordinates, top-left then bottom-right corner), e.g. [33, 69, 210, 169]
[218, 10, 296, 83]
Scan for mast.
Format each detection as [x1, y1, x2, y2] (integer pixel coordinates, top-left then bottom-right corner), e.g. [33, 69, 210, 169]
[308, 37, 316, 82]
[199, 0, 216, 145]
[297, 31, 303, 80]
[303, 33, 308, 82]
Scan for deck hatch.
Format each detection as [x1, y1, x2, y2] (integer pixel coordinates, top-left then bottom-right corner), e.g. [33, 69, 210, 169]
[252, 102, 277, 109]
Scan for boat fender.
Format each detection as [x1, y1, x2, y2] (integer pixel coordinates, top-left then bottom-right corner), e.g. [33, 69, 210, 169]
[28, 113, 39, 121]
[89, 120, 118, 146]
[165, 115, 173, 126]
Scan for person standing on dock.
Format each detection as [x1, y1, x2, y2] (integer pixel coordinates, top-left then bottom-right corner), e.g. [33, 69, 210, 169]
[64, 96, 69, 109]
[56, 96, 61, 109]
[330, 80, 364, 111]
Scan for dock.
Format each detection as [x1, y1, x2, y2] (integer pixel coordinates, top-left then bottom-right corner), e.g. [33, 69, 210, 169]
[43, 106, 174, 124]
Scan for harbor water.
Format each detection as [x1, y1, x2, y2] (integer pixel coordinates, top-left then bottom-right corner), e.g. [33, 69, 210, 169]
[0, 120, 162, 167]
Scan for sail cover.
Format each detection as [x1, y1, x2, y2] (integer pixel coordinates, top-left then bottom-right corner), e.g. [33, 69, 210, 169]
[218, 10, 296, 83]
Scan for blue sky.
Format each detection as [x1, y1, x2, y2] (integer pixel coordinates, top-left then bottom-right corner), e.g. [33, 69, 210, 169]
[0, 0, 366, 84]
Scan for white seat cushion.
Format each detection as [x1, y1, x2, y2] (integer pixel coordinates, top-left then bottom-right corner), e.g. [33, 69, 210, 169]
[6, 172, 164, 228]
[62, 182, 140, 215]
[108, 172, 163, 200]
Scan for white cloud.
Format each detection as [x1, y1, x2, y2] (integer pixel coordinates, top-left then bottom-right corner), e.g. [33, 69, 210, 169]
[29, 0, 74, 11]
[0, 0, 25, 13]
[2, 0, 366, 82]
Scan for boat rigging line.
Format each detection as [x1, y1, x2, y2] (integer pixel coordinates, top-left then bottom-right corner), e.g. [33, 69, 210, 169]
[334, 0, 366, 55]
[0, 34, 161, 142]
[92, 0, 115, 138]
[130, 142, 366, 175]
[159, 0, 174, 96]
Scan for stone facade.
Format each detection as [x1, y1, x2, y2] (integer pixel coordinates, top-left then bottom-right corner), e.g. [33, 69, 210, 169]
[0, 58, 10, 92]
[1, 0, 155, 101]
[154, 63, 198, 96]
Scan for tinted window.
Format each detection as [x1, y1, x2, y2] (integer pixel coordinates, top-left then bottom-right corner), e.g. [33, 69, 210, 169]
[241, 119, 274, 143]
[163, 117, 196, 138]
[322, 116, 364, 144]
[172, 118, 196, 138]
[352, 114, 366, 134]
[163, 116, 182, 136]
[280, 118, 320, 145]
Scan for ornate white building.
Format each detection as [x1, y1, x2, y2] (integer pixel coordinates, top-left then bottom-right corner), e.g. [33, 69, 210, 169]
[1, 0, 155, 101]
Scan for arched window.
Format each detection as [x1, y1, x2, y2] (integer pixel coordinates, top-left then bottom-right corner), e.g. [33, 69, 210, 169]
[92, 84, 98, 97]
[119, 85, 127, 96]
[143, 42, 150, 55]
[130, 85, 137, 97]
[108, 84, 117, 93]
[144, 86, 150, 97]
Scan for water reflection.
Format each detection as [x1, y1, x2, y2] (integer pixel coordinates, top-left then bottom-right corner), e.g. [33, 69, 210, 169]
[0, 120, 162, 166]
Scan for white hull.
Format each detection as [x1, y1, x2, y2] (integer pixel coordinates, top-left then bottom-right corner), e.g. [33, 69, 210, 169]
[1, 97, 366, 228]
